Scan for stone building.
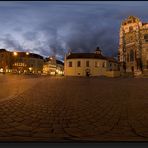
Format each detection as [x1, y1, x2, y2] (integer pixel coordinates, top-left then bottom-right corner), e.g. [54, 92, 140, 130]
[0, 49, 12, 73]
[118, 16, 148, 76]
[43, 56, 57, 75]
[64, 47, 119, 77]
[43, 56, 64, 75]
[56, 60, 64, 75]
[0, 49, 44, 74]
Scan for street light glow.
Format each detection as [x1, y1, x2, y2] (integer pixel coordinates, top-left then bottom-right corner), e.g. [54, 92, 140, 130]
[29, 67, 32, 71]
[26, 52, 29, 55]
[13, 52, 18, 56]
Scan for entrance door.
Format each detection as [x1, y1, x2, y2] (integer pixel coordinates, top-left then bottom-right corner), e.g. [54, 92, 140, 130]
[85, 69, 90, 77]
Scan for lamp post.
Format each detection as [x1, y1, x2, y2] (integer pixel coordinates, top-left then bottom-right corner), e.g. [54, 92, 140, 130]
[13, 52, 18, 56]
[26, 52, 30, 74]
[13, 51, 18, 73]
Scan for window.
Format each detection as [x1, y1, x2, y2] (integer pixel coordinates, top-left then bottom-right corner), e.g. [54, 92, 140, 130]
[127, 53, 130, 62]
[95, 61, 99, 67]
[128, 20, 132, 23]
[86, 61, 89, 67]
[129, 26, 133, 32]
[144, 34, 148, 42]
[102, 62, 105, 68]
[69, 61, 72, 67]
[130, 50, 134, 62]
[77, 61, 81, 67]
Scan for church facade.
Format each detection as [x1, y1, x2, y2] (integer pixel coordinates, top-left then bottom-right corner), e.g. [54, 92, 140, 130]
[64, 47, 119, 77]
[118, 16, 148, 76]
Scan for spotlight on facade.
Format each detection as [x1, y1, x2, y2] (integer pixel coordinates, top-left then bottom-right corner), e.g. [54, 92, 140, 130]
[13, 52, 18, 56]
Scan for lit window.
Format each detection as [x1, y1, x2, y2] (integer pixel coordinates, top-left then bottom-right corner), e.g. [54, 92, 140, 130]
[86, 61, 89, 67]
[69, 61, 72, 67]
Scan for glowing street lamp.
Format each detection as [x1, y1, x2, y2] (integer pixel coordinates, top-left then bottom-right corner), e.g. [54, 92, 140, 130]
[29, 67, 32, 71]
[13, 52, 18, 56]
[26, 52, 29, 55]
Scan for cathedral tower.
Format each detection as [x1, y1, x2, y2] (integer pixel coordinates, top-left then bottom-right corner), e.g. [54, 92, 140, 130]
[118, 16, 148, 75]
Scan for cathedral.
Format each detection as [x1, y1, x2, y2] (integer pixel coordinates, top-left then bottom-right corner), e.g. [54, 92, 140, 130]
[118, 16, 148, 76]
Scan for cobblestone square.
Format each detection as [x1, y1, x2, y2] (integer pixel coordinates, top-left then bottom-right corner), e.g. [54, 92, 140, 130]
[0, 75, 148, 141]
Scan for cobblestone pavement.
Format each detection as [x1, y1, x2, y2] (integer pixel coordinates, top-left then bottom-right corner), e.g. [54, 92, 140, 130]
[0, 75, 148, 141]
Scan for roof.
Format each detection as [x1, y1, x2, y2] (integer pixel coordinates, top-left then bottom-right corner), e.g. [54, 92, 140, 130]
[56, 60, 64, 65]
[0, 49, 7, 52]
[66, 53, 106, 60]
[10, 52, 43, 59]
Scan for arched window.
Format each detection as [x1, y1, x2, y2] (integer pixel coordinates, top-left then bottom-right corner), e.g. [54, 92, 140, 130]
[127, 53, 130, 62]
[129, 26, 133, 32]
[130, 50, 134, 62]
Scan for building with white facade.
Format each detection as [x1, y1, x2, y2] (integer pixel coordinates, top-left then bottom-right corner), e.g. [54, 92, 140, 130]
[64, 47, 119, 77]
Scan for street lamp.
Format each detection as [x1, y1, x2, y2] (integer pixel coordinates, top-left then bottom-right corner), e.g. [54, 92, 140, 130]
[13, 52, 18, 56]
[26, 52, 29, 55]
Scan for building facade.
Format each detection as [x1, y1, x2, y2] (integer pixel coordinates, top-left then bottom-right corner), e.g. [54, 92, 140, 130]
[64, 47, 119, 77]
[43, 56, 57, 75]
[118, 16, 148, 76]
[56, 60, 64, 75]
[0, 49, 44, 74]
[43, 56, 64, 75]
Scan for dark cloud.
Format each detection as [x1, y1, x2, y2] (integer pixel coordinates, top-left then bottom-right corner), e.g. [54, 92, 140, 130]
[0, 2, 147, 60]
[0, 34, 25, 51]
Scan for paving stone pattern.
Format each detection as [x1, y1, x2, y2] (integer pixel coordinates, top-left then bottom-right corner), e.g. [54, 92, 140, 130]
[0, 75, 148, 141]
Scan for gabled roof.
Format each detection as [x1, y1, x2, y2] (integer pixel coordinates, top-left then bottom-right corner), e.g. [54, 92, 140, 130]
[66, 53, 106, 60]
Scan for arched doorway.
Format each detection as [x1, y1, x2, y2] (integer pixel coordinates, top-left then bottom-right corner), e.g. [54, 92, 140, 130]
[85, 69, 90, 77]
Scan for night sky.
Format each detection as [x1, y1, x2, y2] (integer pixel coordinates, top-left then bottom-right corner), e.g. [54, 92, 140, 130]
[0, 1, 148, 60]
